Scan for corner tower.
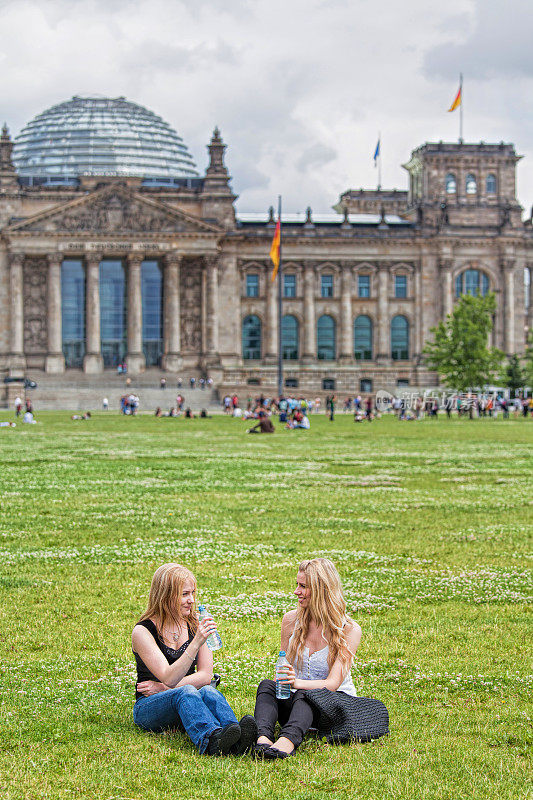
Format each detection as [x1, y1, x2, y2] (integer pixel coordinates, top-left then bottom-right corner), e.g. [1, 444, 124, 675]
[403, 141, 523, 228]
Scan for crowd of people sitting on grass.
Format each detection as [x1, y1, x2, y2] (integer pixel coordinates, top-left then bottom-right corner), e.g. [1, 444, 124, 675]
[120, 394, 140, 415]
[223, 394, 325, 416]
[154, 406, 211, 419]
[390, 391, 533, 420]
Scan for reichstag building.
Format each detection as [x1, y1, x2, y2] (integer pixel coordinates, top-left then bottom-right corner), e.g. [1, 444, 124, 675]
[0, 96, 531, 395]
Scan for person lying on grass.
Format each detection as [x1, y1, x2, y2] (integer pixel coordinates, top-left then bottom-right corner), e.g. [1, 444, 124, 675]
[254, 557, 361, 759]
[132, 563, 257, 756]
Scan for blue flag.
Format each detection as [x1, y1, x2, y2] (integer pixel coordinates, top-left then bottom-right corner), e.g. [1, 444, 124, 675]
[373, 138, 380, 163]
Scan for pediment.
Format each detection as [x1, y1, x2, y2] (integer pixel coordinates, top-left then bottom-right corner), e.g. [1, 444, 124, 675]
[7, 184, 222, 235]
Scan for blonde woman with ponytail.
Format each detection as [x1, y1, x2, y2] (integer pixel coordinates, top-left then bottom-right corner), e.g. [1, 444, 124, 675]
[132, 563, 257, 756]
[254, 558, 361, 759]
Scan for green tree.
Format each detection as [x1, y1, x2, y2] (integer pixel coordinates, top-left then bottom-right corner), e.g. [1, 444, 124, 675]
[526, 330, 533, 388]
[505, 354, 525, 395]
[423, 293, 504, 391]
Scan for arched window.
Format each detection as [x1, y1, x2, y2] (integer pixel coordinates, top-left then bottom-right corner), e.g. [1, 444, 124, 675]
[100, 260, 126, 367]
[317, 315, 336, 360]
[141, 260, 163, 366]
[354, 315, 372, 360]
[445, 173, 456, 194]
[486, 174, 497, 194]
[242, 315, 261, 360]
[455, 269, 490, 298]
[391, 315, 409, 360]
[62, 259, 85, 368]
[281, 315, 299, 360]
[466, 174, 477, 194]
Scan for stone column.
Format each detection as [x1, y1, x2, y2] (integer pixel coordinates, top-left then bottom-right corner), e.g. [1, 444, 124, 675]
[205, 255, 220, 359]
[302, 262, 316, 360]
[503, 260, 515, 354]
[440, 259, 453, 319]
[45, 253, 65, 373]
[126, 253, 145, 374]
[414, 263, 423, 360]
[527, 264, 533, 333]
[162, 252, 182, 371]
[264, 263, 277, 361]
[339, 265, 353, 361]
[376, 263, 390, 361]
[83, 254, 104, 373]
[8, 252, 26, 373]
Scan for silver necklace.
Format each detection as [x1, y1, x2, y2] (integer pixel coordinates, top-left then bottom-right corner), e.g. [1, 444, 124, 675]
[163, 626, 183, 643]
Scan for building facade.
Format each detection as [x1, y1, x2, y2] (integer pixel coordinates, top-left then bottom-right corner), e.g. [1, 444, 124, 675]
[0, 97, 531, 396]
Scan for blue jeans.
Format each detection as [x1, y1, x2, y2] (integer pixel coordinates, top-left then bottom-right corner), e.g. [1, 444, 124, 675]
[133, 685, 238, 754]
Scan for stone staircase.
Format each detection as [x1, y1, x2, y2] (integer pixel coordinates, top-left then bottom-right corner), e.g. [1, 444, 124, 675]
[1, 369, 222, 412]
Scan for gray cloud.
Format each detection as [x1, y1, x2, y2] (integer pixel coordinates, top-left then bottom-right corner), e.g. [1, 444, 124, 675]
[297, 143, 337, 172]
[424, 0, 533, 80]
[2, 0, 533, 214]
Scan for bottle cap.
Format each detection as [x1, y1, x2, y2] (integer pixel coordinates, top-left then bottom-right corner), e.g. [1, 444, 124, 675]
[279, 650, 286, 656]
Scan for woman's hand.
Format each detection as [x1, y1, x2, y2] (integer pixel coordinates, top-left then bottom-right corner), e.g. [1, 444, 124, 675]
[137, 680, 167, 697]
[193, 616, 218, 648]
[278, 664, 297, 688]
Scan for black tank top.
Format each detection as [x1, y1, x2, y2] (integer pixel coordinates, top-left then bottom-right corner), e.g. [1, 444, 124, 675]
[133, 619, 197, 701]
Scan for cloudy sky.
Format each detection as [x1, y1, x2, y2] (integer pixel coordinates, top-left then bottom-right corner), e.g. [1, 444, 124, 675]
[1, 0, 532, 214]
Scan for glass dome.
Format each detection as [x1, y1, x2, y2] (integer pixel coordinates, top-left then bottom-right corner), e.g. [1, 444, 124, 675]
[13, 96, 199, 182]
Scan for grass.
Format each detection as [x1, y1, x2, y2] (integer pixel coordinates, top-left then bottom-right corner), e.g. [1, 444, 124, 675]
[0, 410, 531, 800]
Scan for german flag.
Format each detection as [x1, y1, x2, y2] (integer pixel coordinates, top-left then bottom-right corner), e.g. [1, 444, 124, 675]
[270, 219, 281, 281]
[448, 85, 462, 112]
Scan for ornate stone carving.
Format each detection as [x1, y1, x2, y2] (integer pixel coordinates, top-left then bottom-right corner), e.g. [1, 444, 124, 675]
[180, 260, 203, 353]
[17, 188, 214, 234]
[58, 193, 184, 233]
[23, 258, 48, 353]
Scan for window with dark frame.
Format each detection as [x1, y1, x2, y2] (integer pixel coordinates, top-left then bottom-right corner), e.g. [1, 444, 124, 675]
[242, 314, 261, 360]
[321, 274, 333, 297]
[246, 273, 259, 297]
[358, 274, 370, 298]
[354, 315, 372, 360]
[391, 315, 409, 360]
[395, 275, 407, 298]
[283, 274, 296, 298]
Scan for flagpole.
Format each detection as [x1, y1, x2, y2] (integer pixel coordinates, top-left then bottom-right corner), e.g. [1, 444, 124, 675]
[378, 131, 382, 190]
[277, 195, 283, 399]
[459, 73, 463, 143]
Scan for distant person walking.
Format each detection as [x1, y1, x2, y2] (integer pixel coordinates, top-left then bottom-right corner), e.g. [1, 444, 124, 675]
[15, 396, 22, 417]
[329, 395, 336, 422]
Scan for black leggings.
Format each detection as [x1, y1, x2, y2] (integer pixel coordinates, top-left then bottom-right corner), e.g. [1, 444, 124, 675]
[254, 679, 317, 748]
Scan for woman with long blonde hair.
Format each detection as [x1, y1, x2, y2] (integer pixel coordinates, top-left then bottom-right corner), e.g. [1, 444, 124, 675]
[254, 558, 361, 758]
[132, 563, 257, 756]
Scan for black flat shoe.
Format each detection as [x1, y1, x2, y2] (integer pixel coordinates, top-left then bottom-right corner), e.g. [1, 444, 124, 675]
[252, 742, 272, 758]
[206, 723, 241, 756]
[263, 746, 296, 759]
[231, 715, 259, 755]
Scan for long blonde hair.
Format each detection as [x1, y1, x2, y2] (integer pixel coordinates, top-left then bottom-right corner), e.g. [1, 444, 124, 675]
[287, 558, 353, 674]
[139, 563, 199, 638]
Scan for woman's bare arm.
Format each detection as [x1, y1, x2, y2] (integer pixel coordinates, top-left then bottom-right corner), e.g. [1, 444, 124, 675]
[132, 617, 217, 688]
[286, 622, 362, 691]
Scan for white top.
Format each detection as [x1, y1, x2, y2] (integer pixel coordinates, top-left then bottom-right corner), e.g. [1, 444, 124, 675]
[288, 632, 357, 697]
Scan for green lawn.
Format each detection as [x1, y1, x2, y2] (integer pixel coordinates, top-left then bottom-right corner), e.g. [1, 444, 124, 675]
[0, 411, 531, 800]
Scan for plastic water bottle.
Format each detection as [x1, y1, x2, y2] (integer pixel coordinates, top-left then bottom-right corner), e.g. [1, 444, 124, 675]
[198, 604, 223, 651]
[275, 650, 291, 699]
